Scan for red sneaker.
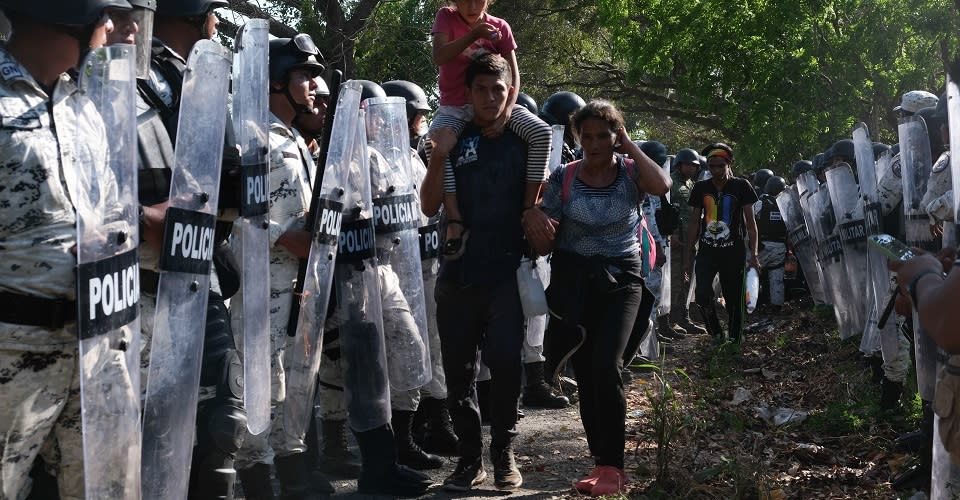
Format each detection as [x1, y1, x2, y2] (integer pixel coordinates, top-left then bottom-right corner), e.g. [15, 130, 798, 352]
[590, 466, 628, 496]
[573, 466, 602, 494]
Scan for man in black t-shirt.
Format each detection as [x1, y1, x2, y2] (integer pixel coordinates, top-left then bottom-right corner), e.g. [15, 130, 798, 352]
[683, 143, 760, 344]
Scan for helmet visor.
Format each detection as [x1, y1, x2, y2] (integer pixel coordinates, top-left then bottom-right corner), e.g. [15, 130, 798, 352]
[291, 33, 319, 55]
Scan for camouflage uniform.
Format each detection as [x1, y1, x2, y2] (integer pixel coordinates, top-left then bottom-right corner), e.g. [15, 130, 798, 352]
[669, 172, 696, 315]
[923, 151, 954, 246]
[411, 149, 447, 399]
[0, 45, 135, 500]
[235, 114, 315, 467]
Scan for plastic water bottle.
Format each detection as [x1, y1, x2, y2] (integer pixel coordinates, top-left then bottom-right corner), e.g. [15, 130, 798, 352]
[745, 268, 760, 313]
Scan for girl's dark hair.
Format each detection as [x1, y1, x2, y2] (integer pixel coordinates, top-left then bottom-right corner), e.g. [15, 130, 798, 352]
[465, 53, 511, 88]
[571, 99, 625, 138]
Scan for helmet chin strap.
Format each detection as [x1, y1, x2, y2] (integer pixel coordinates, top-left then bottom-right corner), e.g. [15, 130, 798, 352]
[285, 85, 314, 115]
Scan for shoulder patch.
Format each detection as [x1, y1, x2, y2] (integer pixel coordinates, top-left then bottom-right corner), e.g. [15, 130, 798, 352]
[0, 61, 24, 82]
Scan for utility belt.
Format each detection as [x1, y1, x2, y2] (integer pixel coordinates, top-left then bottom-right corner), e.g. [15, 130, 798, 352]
[0, 291, 76, 329]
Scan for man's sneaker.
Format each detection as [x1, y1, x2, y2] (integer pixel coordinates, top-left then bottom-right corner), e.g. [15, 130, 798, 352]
[491, 445, 522, 490]
[443, 456, 486, 491]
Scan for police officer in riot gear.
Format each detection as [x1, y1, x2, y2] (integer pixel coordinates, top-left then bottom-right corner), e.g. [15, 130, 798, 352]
[140, 2, 247, 498]
[383, 79, 432, 151]
[540, 90, 586, 164]
[757, 176, 788, 308]
[383, 79, 462, 455]
[0, 2, 133, 499]
[790, 160, 813, 183]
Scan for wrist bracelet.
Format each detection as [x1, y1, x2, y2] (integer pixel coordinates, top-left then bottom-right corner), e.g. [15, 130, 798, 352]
[907, 268, 944, 309]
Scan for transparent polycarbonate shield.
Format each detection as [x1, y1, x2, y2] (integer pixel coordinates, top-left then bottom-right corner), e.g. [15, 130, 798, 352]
[549, 124, 565, 173]
[232, 19, 271, 435]
[808, 186, 851, 337]
[853, 123, 898, 360]
[824, 163, 868, 338]
[75, 45, 142, 500]
[659, 158, 671, 314]
[281, 82, 362, 441]
[899, 115, 936, 248]
[948, 77, 960, 225]
[365, 96, 431, 391]
[776, 186, 824, 304]
[141, 40, 231, 500]
[338, 112, 391, 431]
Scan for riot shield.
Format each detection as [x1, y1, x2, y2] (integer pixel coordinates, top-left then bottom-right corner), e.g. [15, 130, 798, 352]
[365, 96, 431, 391]
[337, 110, 392, 431]
[281, 81, 362, 442]
[659, 158, 672, 315]
[231, 19, 271, 435]
[899, 115, 937, 249]
[948, 76, 960, 225]
[824, 163, 868, 339]
[141, 40, 231, 500]
[74, 45, 142, 500]
[776, 186, 825, 305]
[807, 185, 853, 337]
[898, 116, 939, 401]
[797, 171, 837, 310]
[853, 123, 898, 362]
[549, 124, 565, 173]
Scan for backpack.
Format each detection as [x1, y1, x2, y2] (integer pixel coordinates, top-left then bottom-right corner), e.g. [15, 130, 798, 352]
[654, 195, 680, 236]
[559, 159, 657, 274]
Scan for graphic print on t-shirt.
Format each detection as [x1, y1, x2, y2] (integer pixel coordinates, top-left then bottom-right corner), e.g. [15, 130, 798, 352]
[456, 136, 480, 166]
[702, 193, 737, 246]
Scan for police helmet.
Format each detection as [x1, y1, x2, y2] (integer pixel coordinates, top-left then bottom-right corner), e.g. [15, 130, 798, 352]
[764, 176, 787, 197]
[791, 160, 813, 181]
[1, 0, 132, 26]
[674, 148, 701, 166]
[156, 0, 225, 17]
[128, 0, 155, 9]
[269, 34, 324, 84]
[826, 139, 855, 166]
[540, 91, 586, 127]
[893, 90, 938, 115]
[812, 152, 825, 172]
[639, 140, 668, 167]
[872, 143, 891, 160]
[356, 79, 386, 103]
[382, 80, 431, 120]
[516, 93, 538, 116]
[753, 169, 774, 191]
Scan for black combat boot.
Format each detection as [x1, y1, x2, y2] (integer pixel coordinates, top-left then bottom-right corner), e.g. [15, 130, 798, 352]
[896, 400, 935, 453]
[490, 443, 522, 490]
[880, 377, 903, 411]
[418, 397, 459, 456]
[393, 410, 444, 469]
[313, 418, 362, 479]
[522, 361, 570, 409]
[274, 452, 334, 499]
[657, 314, 685, 339]
[237, 463, 276, 500]
[354, 424, 434, 497]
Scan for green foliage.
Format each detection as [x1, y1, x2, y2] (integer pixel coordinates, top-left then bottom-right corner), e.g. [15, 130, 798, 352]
[353, 0, 437, 98]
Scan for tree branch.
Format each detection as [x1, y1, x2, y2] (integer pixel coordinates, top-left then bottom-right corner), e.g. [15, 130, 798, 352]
[226, 0, 298, 37]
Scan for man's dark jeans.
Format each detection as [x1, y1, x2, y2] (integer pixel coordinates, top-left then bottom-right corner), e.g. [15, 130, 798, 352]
[435, 277, 524, 458]
[694, 243, 746, 341]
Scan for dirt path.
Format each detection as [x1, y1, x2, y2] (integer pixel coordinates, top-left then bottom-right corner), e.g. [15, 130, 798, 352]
[245, 301, 924, 498]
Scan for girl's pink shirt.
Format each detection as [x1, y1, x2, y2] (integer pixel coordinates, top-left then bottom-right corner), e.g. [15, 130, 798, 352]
[432, 6, 516, 106]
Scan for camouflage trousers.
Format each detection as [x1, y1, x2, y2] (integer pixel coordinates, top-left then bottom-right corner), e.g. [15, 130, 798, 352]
[758, 241, 786, 306]
[234, 257, 302, 467]
[0, 319, 133, 500]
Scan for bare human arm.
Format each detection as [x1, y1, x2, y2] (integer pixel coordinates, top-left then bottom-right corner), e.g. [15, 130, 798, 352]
[431, 23, 499, 66]
[684, 206, 702, 280]
[614, 129, 671, 196]
[889, 248, 959, 352]
[420, 127, 457, 217]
